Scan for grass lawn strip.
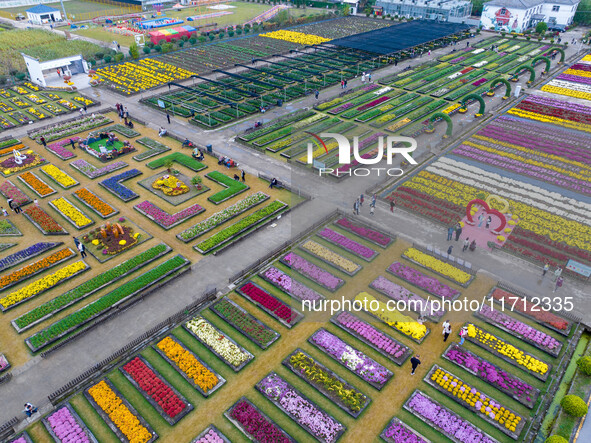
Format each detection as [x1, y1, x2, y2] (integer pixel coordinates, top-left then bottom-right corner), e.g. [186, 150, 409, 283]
[0, 242, 61, 272]
[134, 137, 171, 161]
[25, 254, 188, 352]
[146, 152, 206, 172]
[205, 171, 249, 204]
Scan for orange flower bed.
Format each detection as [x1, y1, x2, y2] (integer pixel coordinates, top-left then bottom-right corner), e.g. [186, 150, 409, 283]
[0, 143, 24, 156]
[74, 188, 116, 217]
[19, 171, 54, 196]
[0, 247, 74, 290]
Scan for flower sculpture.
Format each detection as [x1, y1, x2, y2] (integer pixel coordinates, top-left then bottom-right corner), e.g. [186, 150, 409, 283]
[152, 174, 189, 196]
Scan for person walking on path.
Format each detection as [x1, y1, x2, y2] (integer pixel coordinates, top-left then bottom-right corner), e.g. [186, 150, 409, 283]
[69, 138, 76, 150]
[485, 215, 492, 229]
[443, 320, 451, 342]
[73, 236, 80, 248]
[554, 276, 564, 293]
[344, 80, 347, 88]
[447, 226, 454, 241]
[354, 199, 360, 215]
[23, 403, 38, 417]
[1, 207, 7, 217]
[447, 245, 453, 255]
[554, 267, 563, 282]
[371, 193, 377, 206]
[478, 213, 485, 228]
[13, 204, 21, 214]
[455, 224, 462, 241]
[33, 199, 38, 207]
[390, 200, 395, 213]
[463, 237, 470, 252]
[40, 136, 47, 148]
[542, 263, 549, 277]
[78, 242, 86, 258]
[83, 105, 87, 115]
[359, 194, 364, 207]
[459, 326, 468, 345]
[7, 198, 14, 211]
[410, 355, 421, 375]
[370, 205, 375, 216]
[469, 240, 476, 252]
[314, 90, 319, 100]
[79, 108, 84, 117]
[241, 169, 246, 182]
[166, 113, 171, 124]
[269, 178, 278, 189]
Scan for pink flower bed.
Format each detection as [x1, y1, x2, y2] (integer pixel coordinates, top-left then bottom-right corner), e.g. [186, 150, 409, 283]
[262, 266, 323, 301]
[335, 218, 391, 246]
[357, 95, 390, 111]
[46, 406, 91, 443]
[387, 262, 460, 300]
[282, 252, 344, 291]
[370, 276, 445, 318]
[318, 227, 377, 259]
[46, 138, 80, 160]
[0, 181, 31, 206]
[135, 201, 204, 229]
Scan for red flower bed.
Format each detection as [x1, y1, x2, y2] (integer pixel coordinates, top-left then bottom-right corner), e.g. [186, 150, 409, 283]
[239, 282, 297, 324]
[515, 100, 591, 125]
[122, 357, 187, 419]
[229, 400, 291, 443]
[357, 95, 390, 111]
[490, 288, 570, 330]
[511, 227, 591, 263]
[389, 187, 464, 225]
[23, 206, 65, 233]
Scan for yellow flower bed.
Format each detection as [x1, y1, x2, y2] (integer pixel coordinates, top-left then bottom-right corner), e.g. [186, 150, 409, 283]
[156, 336, 219, 392]
[443, 103, 461, 114]
[507, 108, 591, 132]
[540, 84, 591, 102]
[41, 164, 77, 188]
[355, 292, 427, 340]
[564, 68, 591, 78]
[467, 324, 549, 375]
[260, 30, 330, 45]
[51, 197, 92, 228]
[0, 261, 87, 309]
[431, 367, 522, 432]
[301, 240, 359, 273]
[88, 380, 152, 443]
[403, 247, 471, 284]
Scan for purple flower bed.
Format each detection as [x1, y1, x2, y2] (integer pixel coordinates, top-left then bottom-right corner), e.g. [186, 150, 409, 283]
[0, 242, 59, 272]
[257, 372, 345, 443]
[0, 180, 31, 206]
[99, 169, 142, 202]
[332, 311, 409, 361]
[450, 56, 466, 63]
[370, 276, 445, 319]
[478, 304, 562, 355]
[333, 132, 385, 174]
[135, 201, 204, 229]
[571, 63, 591, 72]
[282, 252, 344, 291]
[318, 228, 377, 260]
[557, 73, 591, 85]
[1, 153, 43, 170]
[405, 391, 498, 443]
[330, 102, 354, 114]
[261, 266, 323, 301]
[444, 344, 539, 408]
[309, 328, 393, 389]
[387, 262, 459, 300]
[472, 78, 487, 87]
[8, 435, 30, 443]
[381, 418, 428, 443]
[70, 159, 127, 179]
[45, 405, 92, 443]
[46, 138, 79, 160]
[335, 217, 392, 247]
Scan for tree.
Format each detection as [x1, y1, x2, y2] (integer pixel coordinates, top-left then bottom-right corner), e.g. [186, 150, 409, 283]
[114, 53, 124, 62]
[209, 34, 215, 41]
[129, 43, 139, 59]
[575, 0, 591, 25]
[142, 46, 151, 54]
[535, 21, 548, 34]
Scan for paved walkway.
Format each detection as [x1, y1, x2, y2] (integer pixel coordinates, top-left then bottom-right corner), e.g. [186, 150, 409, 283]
[0, 32, 589, 424]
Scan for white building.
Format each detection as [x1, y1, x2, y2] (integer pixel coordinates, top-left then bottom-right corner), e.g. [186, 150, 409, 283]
[376, 0, 473, 21]
[480, 0, 579, 32]
[22, 53, 87, 87]
[25, 4, 62, 25]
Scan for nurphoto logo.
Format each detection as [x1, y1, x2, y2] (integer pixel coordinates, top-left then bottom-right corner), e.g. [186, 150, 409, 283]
[305, 132, 418, 177]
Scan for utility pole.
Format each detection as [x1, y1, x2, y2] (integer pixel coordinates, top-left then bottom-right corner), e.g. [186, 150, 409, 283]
[59, 0, 68, 23]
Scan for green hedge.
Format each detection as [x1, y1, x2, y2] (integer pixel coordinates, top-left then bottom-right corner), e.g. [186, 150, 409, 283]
[146, 152, 205, 172]
[577, 356, 591, 375]
[561, 395, 588, 417]
[206, 171, 248, 204]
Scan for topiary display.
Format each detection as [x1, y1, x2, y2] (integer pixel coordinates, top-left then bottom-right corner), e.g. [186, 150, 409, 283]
[560, 395, 588, 417]
[577, 356, 591, 375]
[545, 436, 568, 443]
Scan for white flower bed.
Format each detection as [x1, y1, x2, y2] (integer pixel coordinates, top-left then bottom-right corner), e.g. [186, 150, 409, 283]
[547, 79, 591, 94]
[473, 61, 489, 68]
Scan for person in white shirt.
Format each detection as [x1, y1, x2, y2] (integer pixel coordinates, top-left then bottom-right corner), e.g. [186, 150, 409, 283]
[442, 320, 451, 342]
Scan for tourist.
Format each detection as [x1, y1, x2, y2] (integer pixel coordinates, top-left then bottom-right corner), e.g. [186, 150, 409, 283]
[542, 262, 550, 277]
[459, 326, 468, 345]
[371, 193, 377, 206]
[233, 174, 240, 181]
[344, 80, 347, 88]
[124, 107, 129, 118]
[69, 138, 76, 150]
[33, 199, 38, 207]
[442, 320, 451, 342]
[477, 213, 485, 228]
[390, 200, 395, 213]
[554, 276, 564, 293]
[158, 127, 167, 137]
[269, 178, 278, 189]
[79, 108, 84, 117]
[447, 245, 453, 255]
[341, 80, 344, 89]
[469, 240, 476, 252]
[485, 215, 492, 229]
[428, 50, 431, 56]
[368, 72, 372, 82]
[241, 169, 246, 182]
[91, 113, 96, 121]
[40, 136, 47, 148]
[73, 236, 80, 248]
[454, 224, 462, 241]
[83, 105, 88, 114]
[7, 198, 14, 211]
[127, 120, 134, 129]
[359, 194, 364, 206]
[23, 403, 38, 418]
[447, 226, 454, 241]
[314, 90, 319, 100]
[354, 199, 360, 215]
[410, 355, 421, 375]
[370, 205, 375, 216]
[166, 113, 171, 124]
[14, 204, 21, 214]
[463, 237, 470, 252]
[78, 242, 87, 258]
[56, 68, 61, 77]
[554, 267, 563, 282]
[1, 207, 7, 217]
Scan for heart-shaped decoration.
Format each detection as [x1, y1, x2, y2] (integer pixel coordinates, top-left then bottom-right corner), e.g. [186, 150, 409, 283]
[485, 194, 510, 213]
[465, 198, 507, 234]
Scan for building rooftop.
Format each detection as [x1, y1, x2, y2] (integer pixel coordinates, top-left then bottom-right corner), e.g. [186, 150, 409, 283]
[484, 0, 578, 7]
[26, 4, 60, 14]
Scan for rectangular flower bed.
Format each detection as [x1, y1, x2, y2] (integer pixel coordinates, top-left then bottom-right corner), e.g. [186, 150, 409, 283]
[425, 365, 525, 439]
[283, 348, 371, 418]
[194, 200, 287, 254]
[42, 403, 98, 443]
[70, 159, 128, 179]
[475, 304, 563, 357]
[120, 355, 193, 425]
[308, 328, 394, 390]
[45, 138, 79, 160]
[26, 255, 188, 352]
[0, 261, 88, 312]
[402, 248, 473, 287]
[211, 297, 280, 349]
[489, 287, 572, 336]
[224, 397, 297, 443]
[0, 247, 75, 292]
[85, 379, 157, 443]
[8, 431, 34, 443]
[404, 390, 499, 443]
[256, 372, 346, 443]
[0, 219, 22, 236]
[280, 252, 344, 292]
[177, 192, 269, 242]
[442, 343, 539, 409]
[334, 217, 393, 247]
[191, 425, 231, 443]
[184, 316, 254, 371]
[465, 323, 551, 381]
[0, 354, 10, 374]
[49, 197, 94, 230]
[13, 244, 171, 333]
[370, 276, 445, 322]
[300, 240, 361, 276]
[0, 242, 61, 272]
[236, 281, 303, 328]
[73, 188, 118, 219]
[0, 151, 46, 176]
[99, 169, 142, 202]
[380, 417, 431, 443]
[387, 261, 461, 301]
[259, 266, 324, 302]
[330, 311, 411, 366]
[154, 335, 225, 397]
[29, 115, 111, 143]
[135, 201, 204, 230]
[146, 152, 206, 172]
[134, 137, 171, 161]
[103, 123, 141, 138]
[18, 172, 56, 198]
[317, 227, 378, 261]
[205, 171, 249, 204]
[40, 164, 78, 189]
